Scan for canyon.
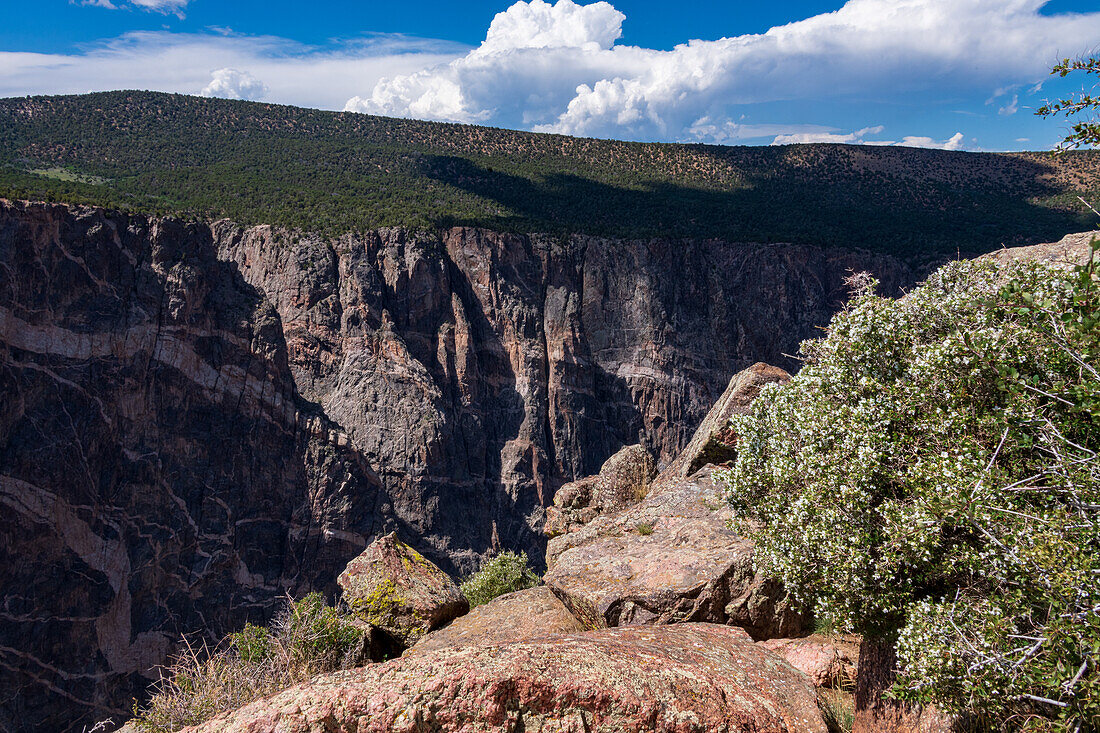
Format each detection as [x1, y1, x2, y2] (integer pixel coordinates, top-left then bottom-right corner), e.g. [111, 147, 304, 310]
[0, 198, 918, 731]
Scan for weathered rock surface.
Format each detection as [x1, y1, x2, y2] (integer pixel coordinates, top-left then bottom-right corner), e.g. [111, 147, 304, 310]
[545, 443, 656, 536]
[214, 221, 913, 575]
[544, 467, 806, 638]
[186, 624, 828, 733]
[0, 199, 912, 731]
[338, 532, 467, 647]
[759, 635, 860, 689]
[0, 201, 387, 733]
[978, 229, 1098, 269]
[407, 585, 588, 655]
[655, 362, 790, 487]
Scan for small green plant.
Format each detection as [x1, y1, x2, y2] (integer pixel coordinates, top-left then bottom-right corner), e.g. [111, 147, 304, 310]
[132, 592, 362, 733]
[459, 550, 540, 608]
[811, 615, 837, 637]
[282, 592, 363, 672]
[635, 522, 655, 535]
[230, 622, 273, 663]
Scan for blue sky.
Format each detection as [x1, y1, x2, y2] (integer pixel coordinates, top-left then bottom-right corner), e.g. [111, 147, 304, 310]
[2, 0, 1100, 150]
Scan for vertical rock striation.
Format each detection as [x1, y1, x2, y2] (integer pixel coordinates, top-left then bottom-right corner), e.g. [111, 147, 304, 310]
[0, 199, 913, 731]
[0, 201, 386, 732]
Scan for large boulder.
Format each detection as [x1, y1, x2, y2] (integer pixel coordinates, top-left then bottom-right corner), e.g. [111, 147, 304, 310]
[545, 443, 656, 536]
[759, 635, 860, 689]
[544, 467, 806, 639]
[978, 230, 1097, 270]
[185, 624, 828, 733]
[407, 585, 590, 655]
[338, 533, 468, 648]
[654, 362, 790, 488]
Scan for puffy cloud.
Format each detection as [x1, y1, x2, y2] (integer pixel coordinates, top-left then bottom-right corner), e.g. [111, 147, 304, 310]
[201, 68, 267, 101]
[348, 0, 1100, 143]
[771, 126, 887, 145]
[346, 0, 640, 125]
[0, 32, 465, 111]
[900, 132, 967, 150]
[772, 127, 968, 150]
[481, 0, 623, 52]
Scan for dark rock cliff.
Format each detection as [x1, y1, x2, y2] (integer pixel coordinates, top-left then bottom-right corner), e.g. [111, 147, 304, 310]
[0, 199, 913, 731]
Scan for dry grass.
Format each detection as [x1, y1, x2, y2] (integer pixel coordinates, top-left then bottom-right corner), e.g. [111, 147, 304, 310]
[131, 593, 362, 733]
[817, 688, 856, 733]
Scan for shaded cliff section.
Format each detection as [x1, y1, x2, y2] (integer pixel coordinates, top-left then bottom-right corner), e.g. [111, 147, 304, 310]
[0, 199, 912, 731]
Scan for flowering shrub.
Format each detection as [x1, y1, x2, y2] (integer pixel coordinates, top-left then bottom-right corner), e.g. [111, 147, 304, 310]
[720, 252, 1100, 729]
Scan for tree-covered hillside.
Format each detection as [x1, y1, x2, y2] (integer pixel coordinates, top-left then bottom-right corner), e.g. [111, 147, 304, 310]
[1, 91, 1098, 261]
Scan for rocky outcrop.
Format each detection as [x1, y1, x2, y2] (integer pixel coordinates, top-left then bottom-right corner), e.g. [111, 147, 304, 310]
[978, 229, 1097, 269]
[542, 362, 805, 638]
[408, 585, 588, 654]
[212, 222, 912, 576]
[338, 532, 467, 648]
[655, 362, 790, 486]
[545, 443, 656, 536]
[544, 467, 806, 638]
[759, 635, 860, 689]
[186, 624, 828, 733]
[0, 199, 912, 731]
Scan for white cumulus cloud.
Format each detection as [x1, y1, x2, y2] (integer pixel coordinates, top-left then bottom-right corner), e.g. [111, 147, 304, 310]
[900, 132, 967, 150]
[771, 126, 887, 146]
[772, 127, 967, 150]
[481, 0, 624, 52]
[347, 0, 1100, 143]
[346, 0, 640, 125]
[201, 68, 268, 101]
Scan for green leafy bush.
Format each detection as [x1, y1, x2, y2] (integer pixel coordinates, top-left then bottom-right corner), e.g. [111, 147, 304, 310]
[459, 550, 540, 608]
[132, 592, 362, 732]
[720, 253, 1100, 729]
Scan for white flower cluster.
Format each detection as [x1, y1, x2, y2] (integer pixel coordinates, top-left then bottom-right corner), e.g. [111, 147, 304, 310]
[719, 256, 1100, 727]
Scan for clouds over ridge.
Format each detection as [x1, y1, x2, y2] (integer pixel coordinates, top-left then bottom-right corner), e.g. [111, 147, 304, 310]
[9, 0, 1100, 148]
[0, 32, 465, 112]
[347, 0, 1100, 145]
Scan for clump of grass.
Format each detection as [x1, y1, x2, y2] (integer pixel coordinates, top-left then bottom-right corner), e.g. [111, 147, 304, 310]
[132, 592, 362, 733]
[635, 522, 655, 535]
[459, 551, 540, 608]
[817, 688, 855, 733]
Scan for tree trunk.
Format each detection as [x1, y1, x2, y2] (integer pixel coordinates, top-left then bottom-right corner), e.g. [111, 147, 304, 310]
[852, 637, 959, 733]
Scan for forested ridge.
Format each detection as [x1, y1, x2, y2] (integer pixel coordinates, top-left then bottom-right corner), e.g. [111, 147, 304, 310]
[2, 90, 1098, 261]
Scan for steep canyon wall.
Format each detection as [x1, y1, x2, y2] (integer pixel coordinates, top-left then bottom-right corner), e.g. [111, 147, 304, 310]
[0, 199, 912, 730]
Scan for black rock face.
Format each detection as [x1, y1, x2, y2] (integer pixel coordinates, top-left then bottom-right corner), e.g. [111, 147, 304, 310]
[0, 200, 913, 731]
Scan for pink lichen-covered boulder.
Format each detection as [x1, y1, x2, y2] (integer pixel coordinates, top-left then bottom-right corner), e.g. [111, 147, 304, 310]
[406, 585, 589, 655]
[185, 624, 828, 733]
[758, 635, 860, 688]
[544, 468, 806, 638]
